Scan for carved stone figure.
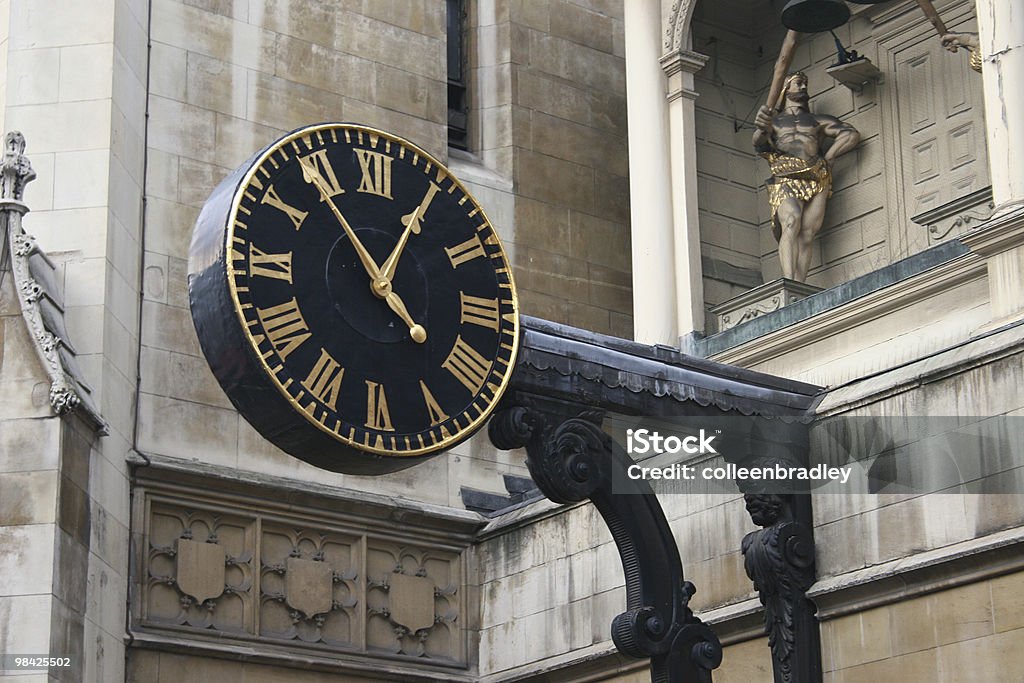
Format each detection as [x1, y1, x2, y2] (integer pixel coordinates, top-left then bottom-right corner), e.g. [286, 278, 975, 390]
[739, 459, 820, 683]
[753, 72, 861, 283]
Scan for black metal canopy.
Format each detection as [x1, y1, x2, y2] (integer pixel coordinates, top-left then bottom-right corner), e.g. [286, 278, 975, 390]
[511, 315, 823, 418]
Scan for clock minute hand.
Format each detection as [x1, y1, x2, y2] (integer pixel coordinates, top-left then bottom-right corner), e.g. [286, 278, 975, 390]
[380, 205, 422, 283]
[309, 174, 383, 280]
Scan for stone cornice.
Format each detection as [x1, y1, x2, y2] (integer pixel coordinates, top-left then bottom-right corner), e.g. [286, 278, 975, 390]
[130, 452, 486, 543]
[809, 526, 1024, 620]
[959, 204, 1024, 256]
[710, 251, 986, 367]
[659, 48, 709, 77]
[660, 49, 708, 102]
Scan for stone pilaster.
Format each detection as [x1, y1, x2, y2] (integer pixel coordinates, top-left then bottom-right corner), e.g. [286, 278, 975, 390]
[661, 48, 709, 341]
[624, 0, 678, 345]
[975, 0, 1024, 213]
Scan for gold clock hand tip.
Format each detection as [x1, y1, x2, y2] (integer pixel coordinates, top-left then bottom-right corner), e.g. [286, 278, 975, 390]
[411, 325, 427, 343]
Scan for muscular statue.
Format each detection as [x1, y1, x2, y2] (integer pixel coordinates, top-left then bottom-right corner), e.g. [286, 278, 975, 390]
[753, 72, 861, 283]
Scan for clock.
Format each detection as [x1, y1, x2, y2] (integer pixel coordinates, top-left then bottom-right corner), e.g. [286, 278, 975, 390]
[188, 123, 519, 475]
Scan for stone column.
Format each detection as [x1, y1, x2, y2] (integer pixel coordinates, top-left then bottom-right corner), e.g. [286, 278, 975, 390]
[961, 0, 1024, 327]
[975, 0, 1024, 212]
[624, 0, 678, 345]
[661, 49, 709, 342]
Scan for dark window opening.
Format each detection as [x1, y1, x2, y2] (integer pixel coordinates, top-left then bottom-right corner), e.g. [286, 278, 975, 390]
[447, 0, 468, 150]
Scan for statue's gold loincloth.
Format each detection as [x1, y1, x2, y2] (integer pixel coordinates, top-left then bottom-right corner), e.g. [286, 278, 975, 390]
[761, 152, 832, 239]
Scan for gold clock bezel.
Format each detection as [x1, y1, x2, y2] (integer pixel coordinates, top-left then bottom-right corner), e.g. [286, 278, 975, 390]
[224, 123, 519, 458]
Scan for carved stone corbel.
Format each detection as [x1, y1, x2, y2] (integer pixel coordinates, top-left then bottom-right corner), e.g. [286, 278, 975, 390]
[738, 454, 821, 683]
[490, 399, 722, 683]
[1, 130, 106, 432]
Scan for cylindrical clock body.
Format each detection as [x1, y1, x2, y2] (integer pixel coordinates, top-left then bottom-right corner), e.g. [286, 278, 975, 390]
[189, 124, 519, 475]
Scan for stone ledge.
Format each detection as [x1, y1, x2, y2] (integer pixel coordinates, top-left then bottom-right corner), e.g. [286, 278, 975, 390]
[815, 318, 1024, 415]
[705, 242, 982, 366]
[809, 526, 1024, 620]
[128, 632, 476, 683]
[129, 452, 486, 541]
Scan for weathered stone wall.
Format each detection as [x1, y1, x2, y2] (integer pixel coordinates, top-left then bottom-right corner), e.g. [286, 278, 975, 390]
[468, 0, 632, 337]
[819, 573, 1024, 681]
[691, 3, 772, 323]
[137, 0, 629, 510]
[0, 0, 149, 679]
[0, 269, 65, 678]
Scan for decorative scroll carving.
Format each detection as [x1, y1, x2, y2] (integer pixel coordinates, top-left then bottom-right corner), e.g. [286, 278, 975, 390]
[2, 131, 106, 433]
[710, 278, 823, 333]
[738, 458, 821, 683]
[911, 186, 995, 243]
[489, 400, 722, 682]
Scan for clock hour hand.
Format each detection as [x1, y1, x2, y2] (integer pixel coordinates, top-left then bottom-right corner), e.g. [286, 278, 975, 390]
[384, 289, 427, 344]
[380, 205, 422, 283]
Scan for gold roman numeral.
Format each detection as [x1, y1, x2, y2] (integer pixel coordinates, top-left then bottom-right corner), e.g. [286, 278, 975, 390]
[302, 348, 345, 410]
[355, 149, 393, 198]
[460, 293, 500, 331]
[261, 184, 308, 230]
[299, 149, 345, 202]
[443, 335, 491, 394]
[249, 245, 293, 282]
[256, 298, 311, 360]
[365, 380, 395, 431]
[445, 234, 487, 268]
[419, 379, 449, 426]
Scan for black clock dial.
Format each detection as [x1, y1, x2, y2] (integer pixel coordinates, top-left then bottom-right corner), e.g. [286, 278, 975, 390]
[188, 123, 519, 474]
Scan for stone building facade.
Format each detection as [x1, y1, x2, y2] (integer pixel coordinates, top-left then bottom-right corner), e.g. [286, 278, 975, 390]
[1, 0, 1023, 681]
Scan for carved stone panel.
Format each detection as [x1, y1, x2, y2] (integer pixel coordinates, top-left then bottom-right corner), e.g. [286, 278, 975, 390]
[259, 524, 358, 647]
[366, 544, 460, 661]
[710, 278, 823, 332]
[145, 504, 255, 632]
[137, 488, 468, 669]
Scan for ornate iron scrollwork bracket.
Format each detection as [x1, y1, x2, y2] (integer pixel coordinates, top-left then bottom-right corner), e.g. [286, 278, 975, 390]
[489, 398, 722, 683]
[735, 421, 821, 683]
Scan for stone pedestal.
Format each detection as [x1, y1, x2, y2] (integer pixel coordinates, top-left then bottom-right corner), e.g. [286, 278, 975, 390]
[711, 279, 823, 332]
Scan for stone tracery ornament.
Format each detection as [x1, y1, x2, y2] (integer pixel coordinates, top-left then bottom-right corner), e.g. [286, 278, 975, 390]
[2, 130, 106, 432]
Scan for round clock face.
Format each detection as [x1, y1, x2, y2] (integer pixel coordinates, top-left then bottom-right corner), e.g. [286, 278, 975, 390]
[188, 123, 519, 474]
